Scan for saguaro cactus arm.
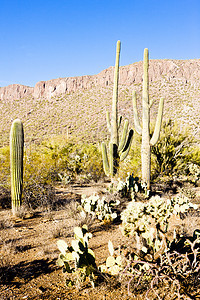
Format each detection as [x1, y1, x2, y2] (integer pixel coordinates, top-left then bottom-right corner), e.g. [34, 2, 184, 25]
[102, 142, 110, 176]
[102, 40, 133, 177]
[10, 119, 24, 216]
[142, 48, 150, 137]
[149, 98, 155, 108]
[106, 113, 122, 133]
[150, 97, 164, 146]
[118, 115, 122, 129]
[132, 91, 142, 135]
[102, 128, 133, 176]
[118, 120, 129, 151]
[111, 40, 121, 145]
[102, 142, 118, 177]
[106, 111, 111, 133]
[120, 129, 134, 161]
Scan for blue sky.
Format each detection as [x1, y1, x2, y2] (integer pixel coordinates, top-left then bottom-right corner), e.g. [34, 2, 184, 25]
[0, 0, 200, 87]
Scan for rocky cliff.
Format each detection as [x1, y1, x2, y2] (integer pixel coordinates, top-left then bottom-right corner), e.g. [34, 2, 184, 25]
[0, 58, 199, 145]
[1, 59, 200, 101]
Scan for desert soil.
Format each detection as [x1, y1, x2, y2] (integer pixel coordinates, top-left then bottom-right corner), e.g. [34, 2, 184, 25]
[0, 183, 200, 300]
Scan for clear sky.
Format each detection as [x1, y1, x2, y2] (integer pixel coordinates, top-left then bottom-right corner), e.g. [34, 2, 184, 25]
[0, 0, 200, 87]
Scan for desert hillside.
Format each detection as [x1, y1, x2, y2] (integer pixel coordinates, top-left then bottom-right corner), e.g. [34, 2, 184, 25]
[0, 59, 199, 146]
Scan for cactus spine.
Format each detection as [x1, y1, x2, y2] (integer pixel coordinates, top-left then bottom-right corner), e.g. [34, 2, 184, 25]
[102, 40, 134, 177]
[10, 119, 24, 216]
[132, 48, 164, 189]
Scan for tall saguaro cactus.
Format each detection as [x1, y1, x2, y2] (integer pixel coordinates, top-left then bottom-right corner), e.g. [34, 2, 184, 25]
[132, 48, 164, 189]
[10, 119, 24, 216]
[102, 40, 134, 177]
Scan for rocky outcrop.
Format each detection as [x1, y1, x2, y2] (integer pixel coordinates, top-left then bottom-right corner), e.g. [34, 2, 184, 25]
[0, 84, 33, 101]
[1, 59, 200, 101]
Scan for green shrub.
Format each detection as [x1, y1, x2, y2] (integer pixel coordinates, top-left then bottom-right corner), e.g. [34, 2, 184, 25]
[41, 139, 104, 183]
[151, 119, 199, 180]
[23, 150, 56, 210]
[0, 146, 10, 190]
[0, 136, 105, 211]
[118, 134, 142, 180]
[70, 143, 104, 183]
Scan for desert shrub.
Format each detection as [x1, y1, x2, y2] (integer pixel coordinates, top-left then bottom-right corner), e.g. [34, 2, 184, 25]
[23, 138, 104, 208]
[118, 134, 142, 180]
[0, 185, 11, 209]
[0, 212, 14, 229]
[23, 179, 56, 210]
[41, 139, 104, 183]
[151, 119, 199, 180]
[0, 146, 10, 190]
[61, 142, 104, 183]
[0, 143, 57, 210]
[23, 150, 56, 210]
[0, 239, 16, 283]
[76, 143, 104, 182]
[0, 138, 104, 211]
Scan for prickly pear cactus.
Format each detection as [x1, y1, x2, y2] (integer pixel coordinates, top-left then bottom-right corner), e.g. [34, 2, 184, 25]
[99, 240, 123, 275]
[121, 194, 198, 260]
[10, 119, 24, 216]
[56, 225, 97, 288]
[81, 193, 119, 223]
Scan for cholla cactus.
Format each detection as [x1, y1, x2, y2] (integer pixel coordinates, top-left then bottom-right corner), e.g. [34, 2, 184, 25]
[81, 193, 119, 223]
[10, 119, 24, 216]
[188, 163, 200, 184]
[57, 225, 97, 288]
[132, 48, 164, 189]
[102, 40, 133, 177]
[111, 174, 149, 199]
[121, 194, 198, 260]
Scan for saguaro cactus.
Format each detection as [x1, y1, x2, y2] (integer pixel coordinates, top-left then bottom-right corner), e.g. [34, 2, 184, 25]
[10, 119, 24, 216]
[132, 48, 164, 189]
[102, 41, 134, 177]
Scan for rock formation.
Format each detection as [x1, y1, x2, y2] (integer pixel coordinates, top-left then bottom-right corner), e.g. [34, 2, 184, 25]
[0, 84, 33, 101]
[1, 59, 200, 101]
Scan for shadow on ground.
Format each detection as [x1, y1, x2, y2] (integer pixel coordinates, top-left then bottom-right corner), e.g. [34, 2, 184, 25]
[0, 258, 56, 285]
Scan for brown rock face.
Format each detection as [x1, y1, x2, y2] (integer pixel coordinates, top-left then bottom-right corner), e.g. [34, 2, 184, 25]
[0, 84, 33, 101]
[1, 59, 200, 101]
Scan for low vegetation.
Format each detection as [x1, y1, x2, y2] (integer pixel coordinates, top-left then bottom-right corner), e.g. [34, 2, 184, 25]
[0, 118, 199, 298]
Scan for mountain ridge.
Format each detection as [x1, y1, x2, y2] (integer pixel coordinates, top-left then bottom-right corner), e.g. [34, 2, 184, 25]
[0, 58, 199, 145]
[1, 58, 200, 101]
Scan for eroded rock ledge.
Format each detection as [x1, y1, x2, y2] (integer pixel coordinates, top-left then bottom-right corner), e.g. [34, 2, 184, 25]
[1, 59, 200, 101]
